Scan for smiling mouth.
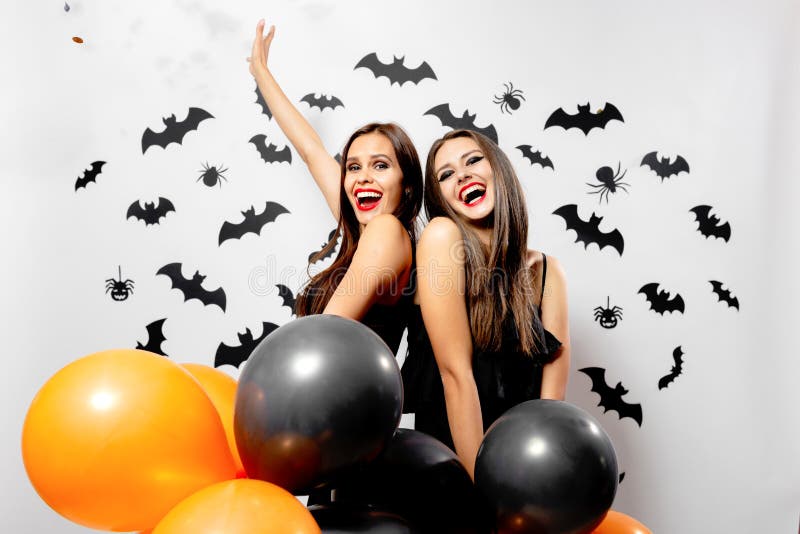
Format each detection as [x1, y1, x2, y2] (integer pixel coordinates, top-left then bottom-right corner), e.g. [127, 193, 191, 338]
[356, 189, 383, 211]
[460, 183, 487, 206]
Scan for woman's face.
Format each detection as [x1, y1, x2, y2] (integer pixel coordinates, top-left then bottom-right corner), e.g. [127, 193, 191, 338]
[432, 136, 495, 224]
[343, 132, 404, 227]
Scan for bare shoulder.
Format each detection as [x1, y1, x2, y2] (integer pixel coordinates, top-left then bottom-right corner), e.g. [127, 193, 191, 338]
[544, 253, 566, 282]
[361, 213, 410, 246]
[418, 217, 462, 251]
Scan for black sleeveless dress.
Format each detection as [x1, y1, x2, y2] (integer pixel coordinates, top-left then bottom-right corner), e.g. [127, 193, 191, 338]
[400, 255, 562, 451]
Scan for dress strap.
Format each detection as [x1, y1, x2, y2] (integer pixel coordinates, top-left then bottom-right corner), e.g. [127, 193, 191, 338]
[540, 253, 548, 304]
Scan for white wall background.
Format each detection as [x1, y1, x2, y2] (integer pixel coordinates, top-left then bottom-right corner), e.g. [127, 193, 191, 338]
[2, 1, 798, 532]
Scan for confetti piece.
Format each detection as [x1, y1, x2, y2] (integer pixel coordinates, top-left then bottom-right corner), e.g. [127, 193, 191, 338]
[72, 36, 83, 43]
[64, 2, 70, 12]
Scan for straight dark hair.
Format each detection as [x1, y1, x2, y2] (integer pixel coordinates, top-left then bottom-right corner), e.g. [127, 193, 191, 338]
[296, 123, 423, 316]
[424, 129, 542, 354]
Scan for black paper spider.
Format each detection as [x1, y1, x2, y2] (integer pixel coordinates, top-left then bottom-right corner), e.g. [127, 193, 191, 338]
[493, 82, 525, 114]
[197, 162, 228, 188]
[106, 266, 134, 301]
[586, 162, 630, 204]
[593, 296, 623, 328]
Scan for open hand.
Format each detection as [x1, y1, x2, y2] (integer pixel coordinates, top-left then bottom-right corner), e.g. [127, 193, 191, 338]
[248, 19, 275, 78]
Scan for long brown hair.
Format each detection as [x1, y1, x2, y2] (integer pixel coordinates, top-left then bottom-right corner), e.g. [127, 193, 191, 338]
[296, 123, 423, 316]
[424, 129, 542, 354]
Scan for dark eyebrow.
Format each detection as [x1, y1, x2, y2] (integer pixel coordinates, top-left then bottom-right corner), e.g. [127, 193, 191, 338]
[434, 149, 482, 176]
[346, 153, 393, 164]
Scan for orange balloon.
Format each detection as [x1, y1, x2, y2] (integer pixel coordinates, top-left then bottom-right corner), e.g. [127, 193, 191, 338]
[152, 479, 321, 534]
[181, 363, 245, 477]
[592, 510, 652, 534]
[22, 349, 237, 532]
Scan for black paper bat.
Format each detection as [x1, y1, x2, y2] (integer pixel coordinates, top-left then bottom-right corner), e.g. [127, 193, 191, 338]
[658, 346, 684, 390]
[126, 197, 175, 225]
[254, 85, 272, 118]
[141, 107, 214, 153]
[308, 229, 339, 263]
[710, 280, 739, 310]
[275, 284, 296, 315]
[249, 134, 292, 164]
[553, 204, 624, 255]
[638, 282, 685, 315]
[333, 153, 342, 164]
[218, 201, 290, 245]
[300, 93, 344, 111]
[214, 322, 279, 369]
[640, 151, 690, 180]
[74, 161, 106, 191]
[156, 262, 226, 311]
[424, 104, 498, 144]
[516, 145, 553, 170]
[354, 53, 437, 86]
[135, 318, 168, 357]
[690, 205, 731, 242]
[544, 102, 624, 135]
[579, 367, 642, 426]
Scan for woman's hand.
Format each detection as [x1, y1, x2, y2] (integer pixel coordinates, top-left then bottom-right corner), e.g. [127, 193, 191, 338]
[248, 19, 275, 78]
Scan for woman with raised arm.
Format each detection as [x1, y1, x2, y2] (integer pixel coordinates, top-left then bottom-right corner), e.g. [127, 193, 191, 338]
[402, 129, 571, 478]
[248, 20, 422, 352]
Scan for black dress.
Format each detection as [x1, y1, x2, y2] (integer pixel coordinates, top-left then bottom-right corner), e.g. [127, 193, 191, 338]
[400, 255, 562, 451]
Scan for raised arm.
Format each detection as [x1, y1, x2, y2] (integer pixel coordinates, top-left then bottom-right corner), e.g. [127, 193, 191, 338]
[416, 217, 483, 479]
[248, 20, 341, 218]
[539, 255, 570, 400]
[322, 214, 412, 321]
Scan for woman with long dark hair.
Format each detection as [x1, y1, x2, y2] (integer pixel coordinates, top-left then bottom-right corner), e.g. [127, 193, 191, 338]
[248, 20, 422, 352]
[402, 129, 571, 478]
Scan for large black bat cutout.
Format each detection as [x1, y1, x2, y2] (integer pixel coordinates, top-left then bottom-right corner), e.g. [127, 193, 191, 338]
[249, 134, 292, 164]
[300, 93, 344, 111]
[424, 104, 498, 144]
[74, 161, 106, 191]
[214, 322, 279, 369]
[690, 205, 731, 242]
[640, 151, 689, 181]
[516, 145, 553, 170]
[141, 107, 214, 153]
[545, 102, 624, 135]
[126, 197, 175, 225]
[580, 367, 642, 426]
[354, 53, 437, 86]
[552, 204, 624, 255]
[638, 282, 685, 315]
[156, 262, 226, 311]
[254, 85, 272, 119]
[710, 280, 739, 310]
[658, 346, 684, 390]
[275, 284, 296, 315]
[136, 318, 168, 357]
[218, 201, 290, 245]
[308, 229, 339, 263]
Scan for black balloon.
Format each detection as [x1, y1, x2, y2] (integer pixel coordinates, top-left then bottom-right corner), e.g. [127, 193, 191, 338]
[309, 504, 419, 534]
[234, 315, 403, 494]
[332, 428, 492, 533]
[474, 400, 618, 534]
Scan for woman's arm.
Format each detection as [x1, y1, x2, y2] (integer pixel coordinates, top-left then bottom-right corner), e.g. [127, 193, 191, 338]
[539, 255, 570, 400]
[417, 217, 483, 479]
[249, 20, 341, 218]
[322, 214, 412, 321]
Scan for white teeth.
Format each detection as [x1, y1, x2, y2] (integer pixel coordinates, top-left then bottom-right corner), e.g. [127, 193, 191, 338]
[356, 191, 382, 199]
[461, 184, 485, 203]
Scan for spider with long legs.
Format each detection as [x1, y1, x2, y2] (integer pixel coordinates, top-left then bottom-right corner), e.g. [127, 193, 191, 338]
[105, 265, 134, 301]
[197, 162, 228, 188]
[586, 162, 630, 204]
[493, 82, 525, 114]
